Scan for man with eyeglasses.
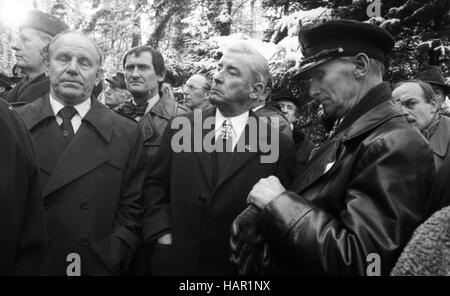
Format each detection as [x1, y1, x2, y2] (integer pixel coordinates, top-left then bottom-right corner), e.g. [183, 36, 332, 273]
[183, 73, 212, 110]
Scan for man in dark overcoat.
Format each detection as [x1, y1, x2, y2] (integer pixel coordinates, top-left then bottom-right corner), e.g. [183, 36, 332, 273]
[17, 31, 146, 275]
[0, 98, 46, 275]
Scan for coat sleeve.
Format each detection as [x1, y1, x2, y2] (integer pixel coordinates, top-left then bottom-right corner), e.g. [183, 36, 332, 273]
[0, 100, 47, 275]
[101, 126, 147, 274]
[260, 129, 435, 275]
[142, 118, 175, 244]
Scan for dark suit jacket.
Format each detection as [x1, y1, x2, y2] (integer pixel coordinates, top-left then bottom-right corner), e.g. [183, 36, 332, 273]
[4, 74, 50, 106]
[17, 95, 146, 275]
[143, 107, 296, 275]
[0, 98, 46, 275]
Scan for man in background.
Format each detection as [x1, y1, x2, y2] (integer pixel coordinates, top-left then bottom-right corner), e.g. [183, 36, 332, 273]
[183, 73, 212, 110]
[104, 72, 130, 110]
[4, 10, 68, 106]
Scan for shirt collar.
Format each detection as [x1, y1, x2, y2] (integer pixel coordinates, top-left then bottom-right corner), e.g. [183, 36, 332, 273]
[215, 108, 249, 140]
[49, 93, 91, 119]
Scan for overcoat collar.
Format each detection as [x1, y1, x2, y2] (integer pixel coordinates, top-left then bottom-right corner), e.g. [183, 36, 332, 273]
[20, 95, 115, 197]
[22, 94, 112, 142]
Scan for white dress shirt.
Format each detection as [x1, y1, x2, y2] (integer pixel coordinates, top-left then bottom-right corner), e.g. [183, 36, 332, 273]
[49, 94, 91, 134]
[215, 108, 249, 150]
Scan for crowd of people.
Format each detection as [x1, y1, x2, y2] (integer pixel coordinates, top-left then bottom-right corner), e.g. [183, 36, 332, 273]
[1, 10, 449, 276]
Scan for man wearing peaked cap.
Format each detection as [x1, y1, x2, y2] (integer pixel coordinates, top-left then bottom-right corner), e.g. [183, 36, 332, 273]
[295, 19, 395, 78]
[104, 72, 131, 109]
[231, 19, 435, 275]
[4, 10, 69, 106]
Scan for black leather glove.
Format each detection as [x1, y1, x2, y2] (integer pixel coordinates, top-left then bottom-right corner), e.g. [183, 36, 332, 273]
[230, 204, 271, 275]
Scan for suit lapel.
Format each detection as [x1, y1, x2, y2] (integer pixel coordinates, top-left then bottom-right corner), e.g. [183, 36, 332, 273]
[213, 115, 259, 190]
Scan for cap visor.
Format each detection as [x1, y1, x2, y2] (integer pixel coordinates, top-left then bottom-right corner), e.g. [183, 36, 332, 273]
[106, 78, 120, 88]
[292, 57, 334, 80]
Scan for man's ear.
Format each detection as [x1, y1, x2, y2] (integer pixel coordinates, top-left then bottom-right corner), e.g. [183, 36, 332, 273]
[430, 97, 441, 113]
[353, 53, 370, 79]
[95, 67, 104, 86]
[250, 82, 265, 101]
[157, 70, 166, 83]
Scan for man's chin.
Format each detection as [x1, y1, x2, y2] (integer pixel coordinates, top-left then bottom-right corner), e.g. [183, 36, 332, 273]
[56, 89, 88, 103]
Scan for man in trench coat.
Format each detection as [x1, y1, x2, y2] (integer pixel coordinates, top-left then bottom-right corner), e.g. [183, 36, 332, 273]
[17, 31, 146, 275]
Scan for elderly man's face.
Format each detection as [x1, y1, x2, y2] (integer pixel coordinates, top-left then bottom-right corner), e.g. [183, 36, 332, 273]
[124, 51, 164, 98]
[278, 100, 297, 124]
[48, 33, 101, 105]
[431, 85, 446, 107]
[211, 51, 256, 115]
[105, 84, 129, 108]
[12, 28, 48, 74]
[307, 58, 359, 118]
[183, 74, 209, 109]
[393, 82, 437, 131]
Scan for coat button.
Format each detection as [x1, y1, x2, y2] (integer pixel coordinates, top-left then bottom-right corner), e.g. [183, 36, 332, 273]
[81, 238, 90, 246]
[80, 199, 91, 209]
[198, 194, 207, 204]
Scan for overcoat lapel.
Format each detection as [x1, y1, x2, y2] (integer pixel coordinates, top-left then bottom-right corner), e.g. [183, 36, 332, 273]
[42, 100, 112, 197]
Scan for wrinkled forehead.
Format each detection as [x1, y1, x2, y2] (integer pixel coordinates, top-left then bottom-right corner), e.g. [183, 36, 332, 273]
[392, 82, 425, 101]
[52, 33, 100, 62]
[220, 51, 253, 69]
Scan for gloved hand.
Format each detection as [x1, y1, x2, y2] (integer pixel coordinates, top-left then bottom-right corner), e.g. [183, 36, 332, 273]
[230, 204, 271, 275]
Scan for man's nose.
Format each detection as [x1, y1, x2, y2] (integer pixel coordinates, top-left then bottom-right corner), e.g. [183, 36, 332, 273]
[308, 81, 319, 98]
[12, 40, 21, 51]
[212, 70, 223, 85]
[66, 58, 78, 74]
[130, 67, 141, 78]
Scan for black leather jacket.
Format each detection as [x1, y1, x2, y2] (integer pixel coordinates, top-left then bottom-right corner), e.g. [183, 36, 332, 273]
[259, 83, 435, 275]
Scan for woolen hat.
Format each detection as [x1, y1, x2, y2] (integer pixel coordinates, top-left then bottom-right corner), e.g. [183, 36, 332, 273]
[20, 10, 69, 37]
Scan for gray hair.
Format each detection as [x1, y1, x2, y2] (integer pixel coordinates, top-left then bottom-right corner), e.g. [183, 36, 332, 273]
[223, 42, 270, 87]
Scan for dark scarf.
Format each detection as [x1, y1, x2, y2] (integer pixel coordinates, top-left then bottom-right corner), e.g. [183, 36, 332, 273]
[118, 100, 148, 120]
